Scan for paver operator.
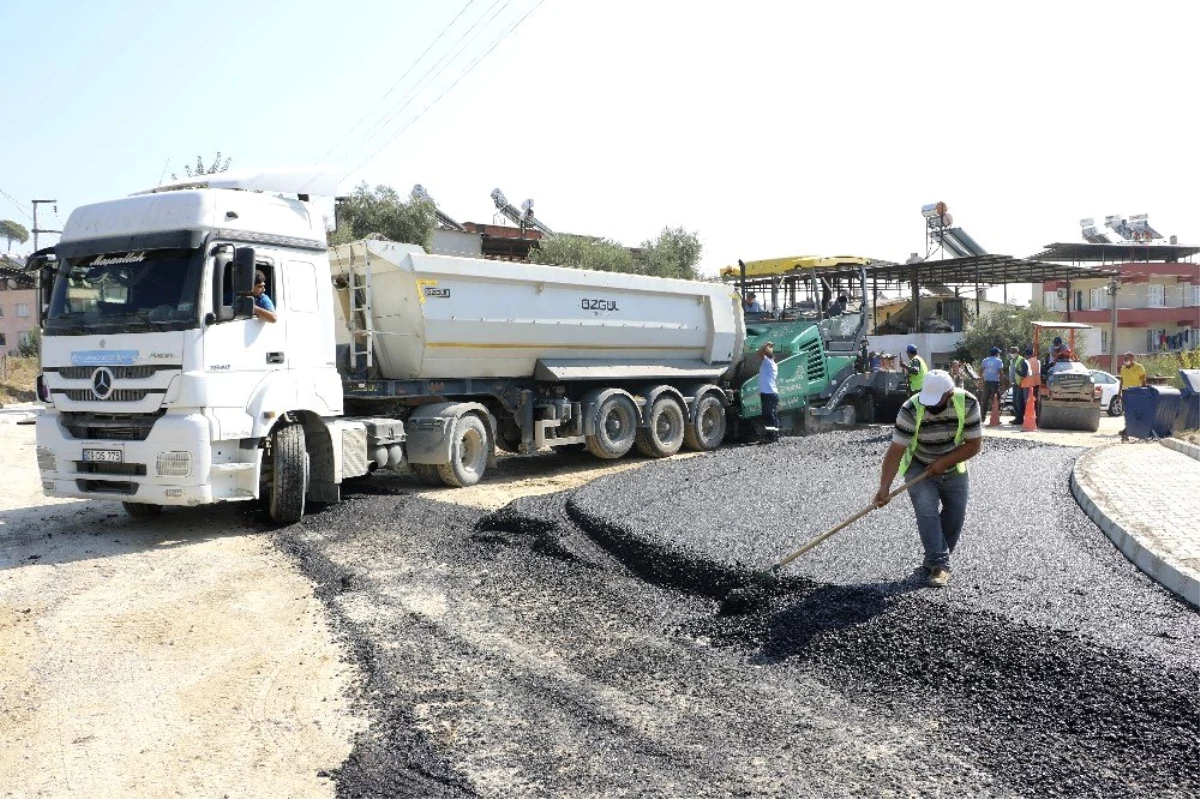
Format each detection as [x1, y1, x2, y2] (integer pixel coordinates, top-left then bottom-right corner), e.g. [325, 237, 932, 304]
[904, 344, 927, 394]
[874, 370, 983, 588]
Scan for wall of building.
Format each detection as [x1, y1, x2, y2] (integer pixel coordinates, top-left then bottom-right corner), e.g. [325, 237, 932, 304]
[1043, 262, 1200, 357]
[867, 332, 964, 369]
[0, 286, 37, 355]
[431, 229, 483, 258]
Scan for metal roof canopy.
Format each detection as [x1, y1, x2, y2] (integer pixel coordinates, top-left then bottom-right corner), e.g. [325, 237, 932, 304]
[1032, 241, 1200, 263]
[822, 254, 1117, 291]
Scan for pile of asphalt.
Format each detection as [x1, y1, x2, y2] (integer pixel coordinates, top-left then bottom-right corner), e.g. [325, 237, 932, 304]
[567, 431, 1200, 796]
[269, 435, 1200, 797]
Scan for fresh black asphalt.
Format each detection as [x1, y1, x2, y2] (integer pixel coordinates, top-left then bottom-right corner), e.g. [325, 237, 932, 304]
[272, 433, 1200, 798]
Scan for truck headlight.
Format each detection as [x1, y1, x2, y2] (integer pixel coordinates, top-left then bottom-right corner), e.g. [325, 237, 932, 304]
[36, 446, 55, 472]
[156, 451, 193, 477]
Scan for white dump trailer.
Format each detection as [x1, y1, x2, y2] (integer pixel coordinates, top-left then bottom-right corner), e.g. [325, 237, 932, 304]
[32, 171, 746, 523]
[328, 239, 745, 484]
[329, 240, 741, 381]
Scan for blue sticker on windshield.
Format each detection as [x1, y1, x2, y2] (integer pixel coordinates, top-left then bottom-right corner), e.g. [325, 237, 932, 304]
[71, 350, 140, 366]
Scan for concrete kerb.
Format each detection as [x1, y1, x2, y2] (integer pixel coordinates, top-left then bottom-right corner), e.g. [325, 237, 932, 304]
[1070, 444, 1200, 608]
[1162, 437, 1200, 462]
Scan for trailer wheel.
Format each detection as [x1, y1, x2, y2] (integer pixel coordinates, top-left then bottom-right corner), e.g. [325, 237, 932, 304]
[586, 393, 638, 459]
[267, 424, 309, 524]
[411, 464, 443, 486]
[437, 414, 489, 487]
[122, 501, 163, 519]
[635, 395, 686, 458]
[684, 394, 726, 452]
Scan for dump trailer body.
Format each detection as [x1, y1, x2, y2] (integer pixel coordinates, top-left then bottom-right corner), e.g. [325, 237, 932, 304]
[329, 240, 744, 381]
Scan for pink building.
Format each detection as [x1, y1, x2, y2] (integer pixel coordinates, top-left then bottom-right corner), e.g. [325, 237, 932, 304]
[0, 261, 37, 355]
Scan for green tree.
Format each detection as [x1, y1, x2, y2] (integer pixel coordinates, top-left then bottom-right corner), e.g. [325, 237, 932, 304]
[528, 234, 637, 273]
[329, 184, 437, 251]
[956, 303, 1064, 363]
[18, 328, 40, 358]
[171, 152, 231, 181]
[0, 219, 30, 251]
[637, 226, 703, 280]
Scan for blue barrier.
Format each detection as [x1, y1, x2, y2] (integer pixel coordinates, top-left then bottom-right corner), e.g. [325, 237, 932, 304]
[1123, 385, 1183, 439]
[1178, 369, 1200, 431]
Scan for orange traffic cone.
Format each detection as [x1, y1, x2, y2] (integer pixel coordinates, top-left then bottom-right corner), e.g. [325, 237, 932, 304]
[987, 394, 1001, 427]
[1022, 389, 1038, 432]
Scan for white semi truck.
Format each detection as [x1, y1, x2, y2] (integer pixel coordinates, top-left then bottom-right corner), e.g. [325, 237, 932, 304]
[32, 169, 745, 523]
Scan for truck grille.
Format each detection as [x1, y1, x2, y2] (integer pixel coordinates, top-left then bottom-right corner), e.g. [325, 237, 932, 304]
[60, 388, 159, 403]
[52, 365, 176, 380]
[62, 412, 163, 441]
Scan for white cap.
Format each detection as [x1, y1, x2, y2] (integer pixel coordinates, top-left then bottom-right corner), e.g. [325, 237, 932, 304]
[918, 370, 955, 406]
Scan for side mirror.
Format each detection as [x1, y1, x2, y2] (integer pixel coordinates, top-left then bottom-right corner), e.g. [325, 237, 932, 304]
[233, 247, 256, 294]
[212, 247, 234, 322]
[232, 247, 257, 320]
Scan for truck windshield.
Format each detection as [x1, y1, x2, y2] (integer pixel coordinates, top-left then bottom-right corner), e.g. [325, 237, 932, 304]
[44, 247, 204, 334]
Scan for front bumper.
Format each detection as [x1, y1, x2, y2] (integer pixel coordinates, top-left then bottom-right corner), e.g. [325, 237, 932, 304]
[35, 411, 259, 506]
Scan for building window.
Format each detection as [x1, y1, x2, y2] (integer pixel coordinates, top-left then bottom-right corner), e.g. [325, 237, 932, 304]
[17, 331, 32, 348]
[1147, 284, 1165, 308]
[1089, 287, 1109, 310]
[15, 303, 28, 318]
[0, 332, 5, 346]
[1148, 329, 1166, 351]
[1100, 329, 1109, 354]
[0, 305, 5, 317]
[1192, 284, 1200, 306]
[1074, 290, 1084, 311]
[1042, 291, 1060, 311]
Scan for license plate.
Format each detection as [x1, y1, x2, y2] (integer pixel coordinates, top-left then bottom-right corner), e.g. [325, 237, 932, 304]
[83, 449, 123, 463]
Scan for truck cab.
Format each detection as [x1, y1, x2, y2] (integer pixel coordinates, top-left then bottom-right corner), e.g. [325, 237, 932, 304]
[35, 169, 345, 521]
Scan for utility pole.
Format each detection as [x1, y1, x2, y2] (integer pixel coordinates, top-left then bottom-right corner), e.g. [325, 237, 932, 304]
[1107, 274, 1121, 374]
[31, 199, 60, 325]
[31, 199, 60, 252]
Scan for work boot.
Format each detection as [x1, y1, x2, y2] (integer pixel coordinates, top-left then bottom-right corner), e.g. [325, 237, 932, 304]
[927, 568, 951, 588]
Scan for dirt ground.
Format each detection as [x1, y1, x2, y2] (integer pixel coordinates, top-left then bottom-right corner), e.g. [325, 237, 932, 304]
[0, 409, 680, 798]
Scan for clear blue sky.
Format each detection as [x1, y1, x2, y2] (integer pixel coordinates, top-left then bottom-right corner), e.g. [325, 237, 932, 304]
[2, 0, 1198, 295]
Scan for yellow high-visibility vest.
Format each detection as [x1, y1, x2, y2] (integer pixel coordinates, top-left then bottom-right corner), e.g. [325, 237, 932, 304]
[899, 389, 968, 476]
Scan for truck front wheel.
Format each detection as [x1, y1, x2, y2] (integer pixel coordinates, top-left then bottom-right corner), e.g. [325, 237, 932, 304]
[437, 413, 489, 487]
[267, 424, 309, 524]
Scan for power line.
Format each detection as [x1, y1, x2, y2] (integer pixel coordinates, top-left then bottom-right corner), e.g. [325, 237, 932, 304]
[0, 186, 33, 221]
[317, 0, 481, 165]
[342, 0, 546, 179]
[337, 0, 512, 167]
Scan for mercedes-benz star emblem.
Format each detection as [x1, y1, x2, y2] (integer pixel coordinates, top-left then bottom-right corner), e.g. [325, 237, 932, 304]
[92, 367, 115, 400]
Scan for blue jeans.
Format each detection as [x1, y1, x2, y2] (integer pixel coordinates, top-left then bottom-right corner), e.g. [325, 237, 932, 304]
[905, 464, 969, 571]
[760, 393, 779, 440]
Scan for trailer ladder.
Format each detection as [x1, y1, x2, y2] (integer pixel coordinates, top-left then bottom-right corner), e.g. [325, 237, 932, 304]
[347, 250, 375, 373]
